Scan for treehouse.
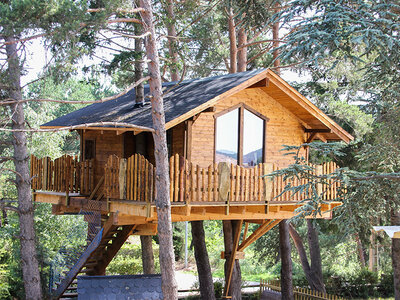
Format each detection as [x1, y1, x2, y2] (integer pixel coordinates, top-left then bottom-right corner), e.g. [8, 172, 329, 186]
[30, 69, 353, 299]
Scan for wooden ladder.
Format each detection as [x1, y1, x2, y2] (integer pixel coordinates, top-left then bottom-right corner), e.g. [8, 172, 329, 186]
[52, 217, 135, 300]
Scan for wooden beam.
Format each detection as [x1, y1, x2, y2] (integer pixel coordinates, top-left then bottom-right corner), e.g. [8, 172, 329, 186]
[247, 78, 269, 88]
[221, 251, 245, 259]
[304, 128, 331, 133]
[237, 219, 282, 251]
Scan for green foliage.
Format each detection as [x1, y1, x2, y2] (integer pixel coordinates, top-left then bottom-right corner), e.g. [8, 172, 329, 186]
[107, 237, 160, 275]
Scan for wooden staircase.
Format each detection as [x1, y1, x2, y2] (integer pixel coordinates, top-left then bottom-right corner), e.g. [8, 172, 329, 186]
[52, 217, 135, 299]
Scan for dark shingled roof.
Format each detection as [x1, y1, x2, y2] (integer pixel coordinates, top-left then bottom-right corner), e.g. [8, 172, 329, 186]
[43, 69, 265, 129]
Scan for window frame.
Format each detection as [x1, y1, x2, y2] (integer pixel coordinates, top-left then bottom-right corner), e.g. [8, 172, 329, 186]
[214, 103, 269, 166]
[84, 139, 96, 160]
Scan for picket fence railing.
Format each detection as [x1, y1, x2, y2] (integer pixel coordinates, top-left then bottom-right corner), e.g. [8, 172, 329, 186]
[30, 155, 94, 195]
[259, 279, 345, 300]
[103, 153, 340, 204]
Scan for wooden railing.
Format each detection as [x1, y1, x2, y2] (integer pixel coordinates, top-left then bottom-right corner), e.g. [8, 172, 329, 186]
[30, 155, 94, 195]
[271, 161, 340, 202]
[103, 153, 340, 204]
[259, 279, 344, 300]
[104, 154, 155, 203]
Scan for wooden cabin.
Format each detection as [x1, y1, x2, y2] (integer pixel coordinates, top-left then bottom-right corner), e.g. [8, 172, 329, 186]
[31, 69, 353, 298]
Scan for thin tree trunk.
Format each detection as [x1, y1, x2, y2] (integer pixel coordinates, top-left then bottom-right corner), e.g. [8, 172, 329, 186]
[223, 220, 242, 300]
[6, 36, 43, 300]
[237, 28, 247, 72]
[288, 224, 314, 287]
[272, 2, 280, 73]
[165, 0, 179, 81]
[191, 221, 215, 300]
[354, 233, 366, 268]
[140, 235, 155, 274]
[391, 210, 400, 299]
[307, 220, 326, 293]
[140, 1, 178, 298]
[228, 8, 237, 74]
[134, 14, 144, 104]
[279, 221, 293, 300]
[369, 229, 377, 272]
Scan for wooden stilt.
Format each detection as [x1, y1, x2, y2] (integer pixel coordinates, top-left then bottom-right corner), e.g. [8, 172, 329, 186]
[238, 219, 282, 252]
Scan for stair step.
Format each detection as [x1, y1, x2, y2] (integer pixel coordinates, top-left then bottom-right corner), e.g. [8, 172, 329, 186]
[60, 292, 78, 298]
[66, 286, 77, 291]
[79, 268, 94, 274]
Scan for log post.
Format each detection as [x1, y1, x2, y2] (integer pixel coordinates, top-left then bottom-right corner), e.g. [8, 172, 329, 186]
[119, 158, 127, 200]
[218, 162, 231, 214]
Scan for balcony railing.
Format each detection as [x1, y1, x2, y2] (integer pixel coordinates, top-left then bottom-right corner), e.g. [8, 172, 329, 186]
[31, 153, 340, 205]
[30, 155, 94, 195]
[103, 154, 340, 204]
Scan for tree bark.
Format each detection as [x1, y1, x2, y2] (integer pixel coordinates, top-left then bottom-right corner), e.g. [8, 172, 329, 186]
[165, 0, 179, 81]
[237, 28, 247, 72]
[288, 222, 326, 293]
[140, 235, 155, 274]
[391, 210, 400, 299]
[354, 233, 366, 268]
[140, 1, 178, 298]
[134, 14, 144, 104]
[307, 220, 326, 293]
[5, 36, 43, 300]
[272, 2, 280, 74]
[228, 9, 237, 74]
[279, 221, 293, 300]
[223, 220, 242, 300]
[191, 221, 215, 300]
[369, 229, 377, 272]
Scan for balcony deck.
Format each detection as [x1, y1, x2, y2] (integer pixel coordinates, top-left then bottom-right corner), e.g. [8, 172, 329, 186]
[31, 154, 341, 228]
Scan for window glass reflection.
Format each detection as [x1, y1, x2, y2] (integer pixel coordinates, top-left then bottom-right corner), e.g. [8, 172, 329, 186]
[243, 109, 263, 167]
[215, 108, 238, 164]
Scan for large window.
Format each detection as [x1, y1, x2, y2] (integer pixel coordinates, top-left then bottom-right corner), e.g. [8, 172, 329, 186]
[215, 104, 268, 166]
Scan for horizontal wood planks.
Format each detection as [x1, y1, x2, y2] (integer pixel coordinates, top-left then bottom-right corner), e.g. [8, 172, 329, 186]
[82, 130, 124, 192]
[190, 87, 306, 169]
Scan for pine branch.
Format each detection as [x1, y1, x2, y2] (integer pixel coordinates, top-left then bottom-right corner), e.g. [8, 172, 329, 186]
[0, 122, 154, 133]
[1, 76, 150, 105]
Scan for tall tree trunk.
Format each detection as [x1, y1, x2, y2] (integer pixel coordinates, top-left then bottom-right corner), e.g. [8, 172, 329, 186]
[237, 28, 247, 72]
[391, 210, 400, 299]
[223, 220, 242, 300]
[354, 233, 366, 268]
[133, 15, 155, 274]
[5, 36, 43, 300]
[228, 8, 237, 74]
[307, 220, 326, 293]
[140, 1, 178, 298]
[280, 221, 293, 300]
[165, 0, 179, 81]
[191, 221, 215, 300]
[140, 235, 155, 274]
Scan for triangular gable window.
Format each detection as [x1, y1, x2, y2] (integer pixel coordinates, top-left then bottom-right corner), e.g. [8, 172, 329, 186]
[215, 103, 268, 166]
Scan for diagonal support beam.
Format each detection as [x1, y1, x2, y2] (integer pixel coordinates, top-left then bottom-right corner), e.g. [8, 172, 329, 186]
[237, 219, 282, 252]
[224, 220, 243, 298]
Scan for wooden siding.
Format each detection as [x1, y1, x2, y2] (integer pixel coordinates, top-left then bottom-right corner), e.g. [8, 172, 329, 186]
[190, 87, 306, 168]
[81, 130, 124, 187]
[171, 122, 185, 157]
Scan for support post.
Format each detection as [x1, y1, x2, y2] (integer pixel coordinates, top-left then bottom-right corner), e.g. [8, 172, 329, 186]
[119, 158, 127, 200]
[218, 162, 231, 214]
